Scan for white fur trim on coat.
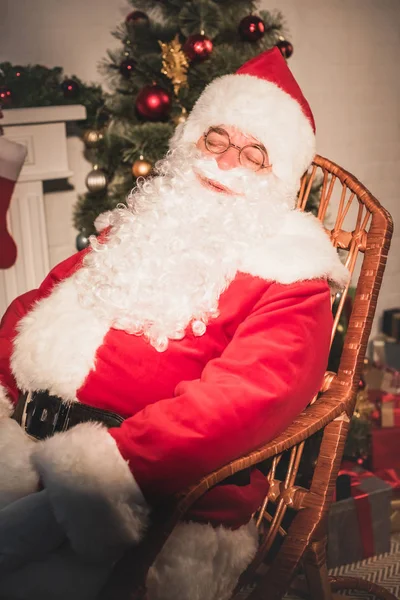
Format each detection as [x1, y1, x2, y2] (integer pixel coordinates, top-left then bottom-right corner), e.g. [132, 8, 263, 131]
[0, 384, 14, 418]
[170, 74, 315, 192]
[10, 210, 347, 399]
[240, 209, 350, 289]
[146, 520, 258, 600]
[31, 422, 149, 561]
[11, 277, 110, 401]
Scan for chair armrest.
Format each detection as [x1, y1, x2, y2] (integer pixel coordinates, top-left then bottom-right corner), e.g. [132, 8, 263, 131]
[174, 378, 351, 517]
[103, 378, 353, 595]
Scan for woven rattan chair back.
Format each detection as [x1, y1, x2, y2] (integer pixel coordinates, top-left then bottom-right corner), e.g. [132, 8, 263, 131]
[235, 155, 394, 599]
[100, 156, 394, 600]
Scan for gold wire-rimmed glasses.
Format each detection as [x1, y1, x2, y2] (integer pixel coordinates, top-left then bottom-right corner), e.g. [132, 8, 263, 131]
[203, 127, 270, 172]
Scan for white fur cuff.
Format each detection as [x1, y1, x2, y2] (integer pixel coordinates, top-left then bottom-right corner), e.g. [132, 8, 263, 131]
[147, 520, 258, 600]
[31, 422, 149, 561]
[0, 384, 14, 419]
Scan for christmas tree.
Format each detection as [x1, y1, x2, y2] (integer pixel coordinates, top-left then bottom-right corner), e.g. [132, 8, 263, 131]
[73, 0, 293, 245]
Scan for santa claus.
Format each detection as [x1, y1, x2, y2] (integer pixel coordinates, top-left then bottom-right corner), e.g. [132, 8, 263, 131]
[0, 48, 348, 600]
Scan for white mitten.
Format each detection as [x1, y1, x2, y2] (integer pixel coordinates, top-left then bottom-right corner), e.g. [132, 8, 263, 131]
[0, 418, 40, 510]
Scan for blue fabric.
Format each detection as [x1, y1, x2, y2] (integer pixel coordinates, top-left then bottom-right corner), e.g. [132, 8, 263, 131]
[0, 491, 113, 600]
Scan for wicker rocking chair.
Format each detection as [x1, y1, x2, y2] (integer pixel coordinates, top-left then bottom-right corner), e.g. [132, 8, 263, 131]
[100, 155, 395, 600]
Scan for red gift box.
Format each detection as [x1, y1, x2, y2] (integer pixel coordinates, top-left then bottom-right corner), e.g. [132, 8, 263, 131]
[372, 425, 400, 471]
[373, 468, 400, 495]
[381, 393, 400, 427]
[338, 462, 378, 558]
[327, 461, 392, 567]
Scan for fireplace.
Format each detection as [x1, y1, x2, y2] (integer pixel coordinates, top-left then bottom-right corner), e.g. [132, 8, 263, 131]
[0, 105, 86, 317]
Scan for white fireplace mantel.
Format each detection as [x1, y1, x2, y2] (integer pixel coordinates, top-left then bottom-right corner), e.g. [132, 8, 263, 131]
[0, 105, 86, 317]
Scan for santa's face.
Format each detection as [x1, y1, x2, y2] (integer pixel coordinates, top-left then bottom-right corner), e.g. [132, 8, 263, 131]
[195, 125, 272, 196]
[76, 129, 293, 351]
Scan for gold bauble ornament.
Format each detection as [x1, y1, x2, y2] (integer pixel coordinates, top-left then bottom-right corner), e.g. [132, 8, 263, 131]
[132, 157, 152, 178]
[85, 166, 108, 192]
[82, 129, 103, 148]
[173, 106, 187, 125]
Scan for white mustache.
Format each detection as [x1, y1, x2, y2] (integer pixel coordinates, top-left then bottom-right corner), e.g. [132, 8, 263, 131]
[192, 157, 268, 196]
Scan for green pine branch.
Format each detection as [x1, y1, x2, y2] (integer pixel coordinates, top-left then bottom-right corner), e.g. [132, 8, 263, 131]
[0, 62, 106, 130]
[68, 2, 291, 237]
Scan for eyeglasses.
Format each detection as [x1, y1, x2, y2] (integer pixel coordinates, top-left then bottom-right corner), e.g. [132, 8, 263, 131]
[203, 127, 270, 172]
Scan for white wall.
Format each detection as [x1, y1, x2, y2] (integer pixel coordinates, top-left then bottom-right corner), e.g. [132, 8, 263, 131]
[1, 0, 399, 336]
[270, 0, 400, 338]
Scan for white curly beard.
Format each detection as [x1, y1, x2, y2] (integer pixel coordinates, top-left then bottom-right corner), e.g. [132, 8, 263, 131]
[74, 145, 294, 352]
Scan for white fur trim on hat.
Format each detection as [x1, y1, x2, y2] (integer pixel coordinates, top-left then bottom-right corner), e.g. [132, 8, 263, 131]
[31, 422, 149, 561]
[170, 73, 315, 192]
[146, 520, 258, 600]
[0, 384, 14, 418]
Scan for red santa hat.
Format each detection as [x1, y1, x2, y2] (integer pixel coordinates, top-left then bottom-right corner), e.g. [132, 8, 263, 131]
[171, 47, 316, 191]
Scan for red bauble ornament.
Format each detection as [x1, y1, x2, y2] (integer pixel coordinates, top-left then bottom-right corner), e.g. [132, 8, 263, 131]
[277, 39, 294, 59]
[238, 16, 265, 43]
[12, 66, 24, 78]
[183, 34, 213, 62]
[126, 10, 149, 26]
[0, 86, 12, 106]
[135, 85, 171, 121]
[119, 58, 136, 78]
[61, 78, 80, 99]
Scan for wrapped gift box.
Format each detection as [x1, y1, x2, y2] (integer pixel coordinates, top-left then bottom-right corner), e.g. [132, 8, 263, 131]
[371, 425, 400, 471]
[382, 309, 400, 343]
[370, 467, 400, 533]
[364, 361, 400, 427]
[381, 393, 400, 427]
[391, 498, 400, 532]
[327, 462, 392, 568]
[369, 335, 400, 371]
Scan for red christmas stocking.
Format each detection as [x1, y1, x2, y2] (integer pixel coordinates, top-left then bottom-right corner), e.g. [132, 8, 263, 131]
[0, 137, 27, 269]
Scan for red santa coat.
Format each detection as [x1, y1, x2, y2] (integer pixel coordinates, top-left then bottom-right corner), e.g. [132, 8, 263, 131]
[0, 210, 348, 534]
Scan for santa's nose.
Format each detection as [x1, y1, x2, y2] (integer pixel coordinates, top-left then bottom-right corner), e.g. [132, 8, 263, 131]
[215, 147, 240, 171]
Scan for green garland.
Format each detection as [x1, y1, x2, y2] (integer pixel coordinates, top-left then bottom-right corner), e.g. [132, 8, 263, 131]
[0, 63, 106, 130]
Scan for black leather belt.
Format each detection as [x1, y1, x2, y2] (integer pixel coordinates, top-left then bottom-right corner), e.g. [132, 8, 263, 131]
[13, 390, 125, 440]
[13, 391, 252, 487]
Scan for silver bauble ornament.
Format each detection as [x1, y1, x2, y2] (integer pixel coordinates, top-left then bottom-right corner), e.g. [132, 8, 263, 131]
[76, 232, 90, 251]
[85, 167, 107, 192]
